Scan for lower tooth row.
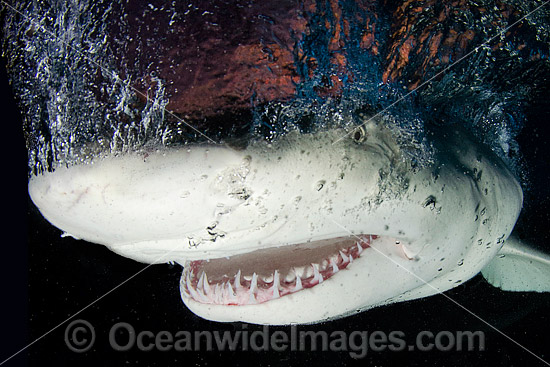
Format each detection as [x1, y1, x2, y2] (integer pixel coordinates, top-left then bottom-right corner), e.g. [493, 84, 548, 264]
[186, 238, 369, 304]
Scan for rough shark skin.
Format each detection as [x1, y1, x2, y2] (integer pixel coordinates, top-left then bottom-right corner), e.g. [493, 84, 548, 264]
[28, 119, 523, 324]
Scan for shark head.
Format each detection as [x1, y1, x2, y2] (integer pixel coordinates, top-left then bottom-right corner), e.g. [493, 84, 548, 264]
[28, 119, 522, 324]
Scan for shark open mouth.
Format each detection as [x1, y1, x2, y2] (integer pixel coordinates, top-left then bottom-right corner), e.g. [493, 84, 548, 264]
[180, 234, 412, 306]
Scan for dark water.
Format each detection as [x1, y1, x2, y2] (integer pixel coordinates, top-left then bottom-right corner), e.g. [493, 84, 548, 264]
[2, 0, 550, 365]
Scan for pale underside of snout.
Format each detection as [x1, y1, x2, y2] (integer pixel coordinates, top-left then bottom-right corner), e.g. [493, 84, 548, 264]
[27, 128, 409, 263]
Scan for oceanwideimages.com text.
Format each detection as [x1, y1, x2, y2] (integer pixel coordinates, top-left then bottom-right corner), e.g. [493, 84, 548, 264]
[65, 320, 485, 358]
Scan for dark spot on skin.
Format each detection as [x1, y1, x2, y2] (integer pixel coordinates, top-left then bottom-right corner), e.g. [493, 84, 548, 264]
[316, 180, 326, 191]
[476, 170, 483, 181]
[423, 195, 437, 209]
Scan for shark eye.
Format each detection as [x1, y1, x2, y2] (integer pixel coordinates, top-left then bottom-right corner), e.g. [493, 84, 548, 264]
[351, 126, 367, 143]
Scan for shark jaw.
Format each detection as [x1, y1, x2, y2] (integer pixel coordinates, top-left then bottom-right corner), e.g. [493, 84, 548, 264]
[181, 235, 383, 306]
[28, 120, 523, 325]
[178, 230, 458, 325]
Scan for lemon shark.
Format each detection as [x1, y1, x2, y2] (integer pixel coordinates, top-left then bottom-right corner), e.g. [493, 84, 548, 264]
[28, 118, 550, 325]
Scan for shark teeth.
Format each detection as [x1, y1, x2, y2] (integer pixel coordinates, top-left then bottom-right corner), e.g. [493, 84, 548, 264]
[234, 269, 242, 289]
[304, 265, 314, 278]
[182, 234, 378, 306]
[285, 271, 296, 283]
[201, 272, 211, 295]
[293, 276, 303, 291]
[226, 282, 237, 302]
[248, 273, 259, 304]
[339, 250, 350, 264]
[214, 283, 222, 303]
[187, 272, 209, 302]
[271, 270, 280, 299]
[398, 243, 417, 260]
[330, 258, 339, 273]
[250, 273, 258, 294]
[292, 266, 305, 278]
[312, 263, 323, 284]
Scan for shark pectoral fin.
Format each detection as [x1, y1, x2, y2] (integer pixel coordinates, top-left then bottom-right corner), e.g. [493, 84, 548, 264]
[481, 235, 550, 292]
